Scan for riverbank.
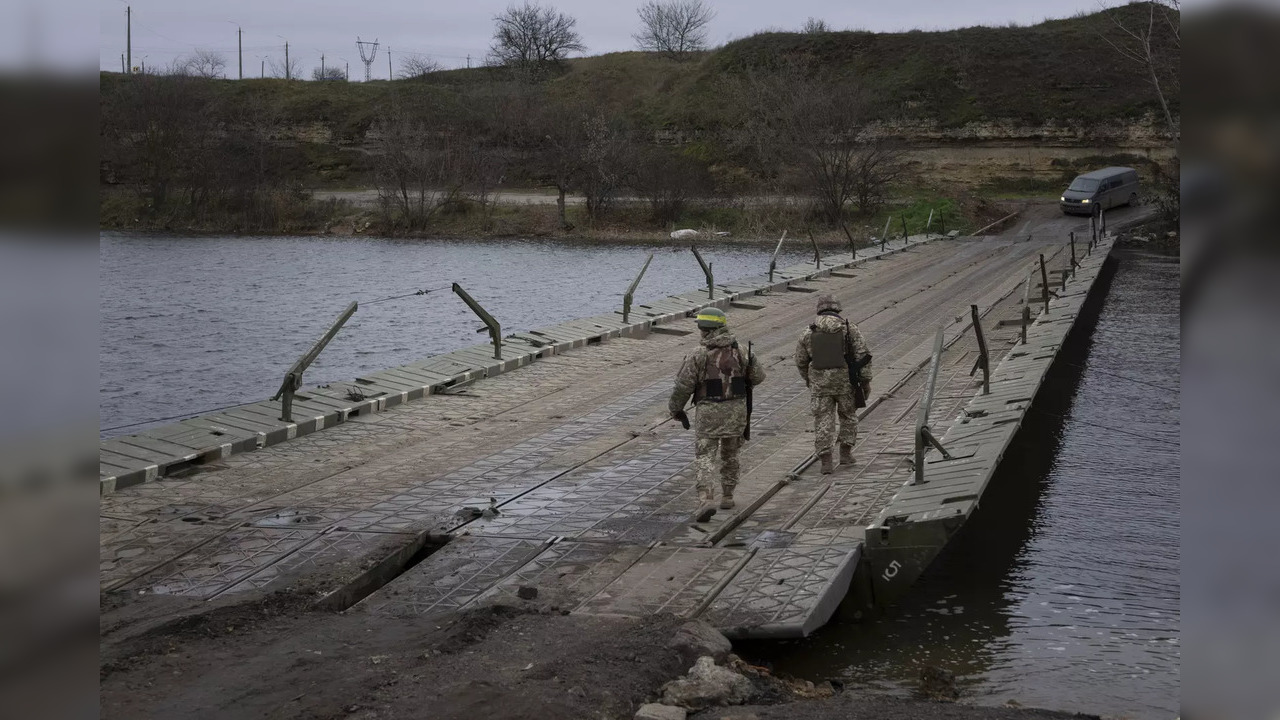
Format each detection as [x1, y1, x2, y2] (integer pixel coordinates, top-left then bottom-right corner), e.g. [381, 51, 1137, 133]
[98, 187, 1016, 244]
[99, 590, 1095, 720]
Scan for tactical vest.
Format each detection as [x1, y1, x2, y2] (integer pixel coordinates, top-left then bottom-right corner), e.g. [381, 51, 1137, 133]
[810, 325, 848, 370]
[696, 345, 748, 403]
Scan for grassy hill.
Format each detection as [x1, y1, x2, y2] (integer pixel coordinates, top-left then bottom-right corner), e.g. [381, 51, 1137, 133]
[99, 4, 1177, 235]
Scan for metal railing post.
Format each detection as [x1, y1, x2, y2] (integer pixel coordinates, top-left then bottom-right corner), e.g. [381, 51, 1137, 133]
[939, 211, 945, 236]
[1021, 271, 1032, 344]
[881, 216, 892, 251]
[914, 326, 952, 485]
[1039, 253, 1050, 315]
[1100, 208, 1107, 236]
[272, 301, 359, 422]
[691, 245, 714, 299]
[900, 214, 909, 243]
[925, 208, 934, 233]
[1091, 210, 1098, 249]
[970, 304, 990, 395]
[622, 253, 654, 324]
[767, 230, 787, 282]
[452, 283, 502, 359]
[808, 229, 821, 269]
[1070, 232, 1077, 276]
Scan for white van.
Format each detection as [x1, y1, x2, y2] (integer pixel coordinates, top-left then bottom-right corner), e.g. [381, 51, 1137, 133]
[1060, 167, 1140, 216]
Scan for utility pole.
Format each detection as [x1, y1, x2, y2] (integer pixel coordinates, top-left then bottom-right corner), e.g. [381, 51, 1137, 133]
[321, 54, 325, 78]
[238, 27, 243, 79]
[466, 54, 470, 68]
[345, 61, 349, 79]
[120, 53, 125, 73]
[260, 58, 265, 78]
[387, 46, 392, 80]
[285, 41, 290, 79]
[126, 6, 131, 74]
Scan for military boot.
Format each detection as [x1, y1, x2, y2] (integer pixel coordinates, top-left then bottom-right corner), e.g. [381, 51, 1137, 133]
[719, 493, 735, 510]
[840, 444, 856, 466]
[693, 488, 717, 523]
[819, 452, 834, 474]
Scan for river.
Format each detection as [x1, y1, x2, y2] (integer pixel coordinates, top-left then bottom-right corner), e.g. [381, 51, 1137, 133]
[99, 234, 1179, 717]
[750, 248, 1180, 719]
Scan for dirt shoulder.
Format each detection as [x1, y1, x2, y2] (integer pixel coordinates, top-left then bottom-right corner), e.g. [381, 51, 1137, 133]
[101, 591, 1094, 720]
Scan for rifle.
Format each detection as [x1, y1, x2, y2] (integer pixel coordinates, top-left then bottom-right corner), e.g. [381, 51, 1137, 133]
[844, 320, 872, 408]
[849, 353, 872, 408]
[743, 341, 754, 441]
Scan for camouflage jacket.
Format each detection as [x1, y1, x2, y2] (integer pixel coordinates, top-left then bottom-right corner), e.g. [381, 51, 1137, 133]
[669, 328, 766, 438]
[795, 313, 872, 397]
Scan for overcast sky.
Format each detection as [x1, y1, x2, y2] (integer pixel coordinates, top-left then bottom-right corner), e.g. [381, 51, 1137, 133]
[98, 0, 1107, 76]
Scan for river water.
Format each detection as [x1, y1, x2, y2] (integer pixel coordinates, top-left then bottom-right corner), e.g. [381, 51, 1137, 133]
[753, 249, 1180, 718]
[100, 235, 1179, 716]
[99, 232, 812, 437]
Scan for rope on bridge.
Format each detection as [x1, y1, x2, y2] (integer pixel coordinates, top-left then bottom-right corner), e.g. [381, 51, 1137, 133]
[362, 285, 453, 306]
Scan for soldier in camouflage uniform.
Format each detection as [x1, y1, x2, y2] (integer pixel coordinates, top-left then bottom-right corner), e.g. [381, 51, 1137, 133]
[795, 294, 872, 474]
[669, 307, 766, 523]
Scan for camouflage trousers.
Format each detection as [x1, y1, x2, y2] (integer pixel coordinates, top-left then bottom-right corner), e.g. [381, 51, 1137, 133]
[694, 436, 741, 503]
[811, 392, 858, 454]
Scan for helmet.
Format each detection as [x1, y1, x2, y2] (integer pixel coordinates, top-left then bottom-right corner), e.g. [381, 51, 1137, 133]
[695, 307, 728, 329]
[816, 294, 842, 313]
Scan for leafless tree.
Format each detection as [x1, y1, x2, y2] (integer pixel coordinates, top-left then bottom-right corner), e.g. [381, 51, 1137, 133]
[734, 64, 907, 220]
[634, 0, 715, 59]
[372, 111, 470, 231]
[1099, 1, 1180, 134]
[268, 56, 304, 80]
[527, 99, 588, 229]
[312, 66, 347, 81]
[177, 49, 227, 78]
[802, 17, 830, 34]
[489, 2, 585, 78]
[632, 148, 712, 224]
[578, 112, 634, 220]
[400, 55, 443, 78]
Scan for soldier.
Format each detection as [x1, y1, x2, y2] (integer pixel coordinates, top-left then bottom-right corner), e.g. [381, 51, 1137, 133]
[795, 294, 872, 474]
[669, 307, 766, 523]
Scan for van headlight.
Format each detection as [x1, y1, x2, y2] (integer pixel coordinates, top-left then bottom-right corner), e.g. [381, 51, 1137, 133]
[1060, 196, 1065, 202]
[1081, 198, 1090, 203]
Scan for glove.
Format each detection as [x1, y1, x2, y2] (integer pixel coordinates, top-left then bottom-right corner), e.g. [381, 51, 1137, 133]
[673, 410, 691, 430]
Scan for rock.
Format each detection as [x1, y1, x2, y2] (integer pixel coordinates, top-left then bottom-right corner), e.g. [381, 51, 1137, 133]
[516, 586, 538, 600]
[670, 229, 700, 240]
[661, 656, 753, 709]
[635, 703, 686, 720]
[669, 620, 732, 667]
[918, 664, 958, 701]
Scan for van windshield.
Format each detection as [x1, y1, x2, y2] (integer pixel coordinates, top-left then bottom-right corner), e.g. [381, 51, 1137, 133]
[1068, 178, 1101, 192]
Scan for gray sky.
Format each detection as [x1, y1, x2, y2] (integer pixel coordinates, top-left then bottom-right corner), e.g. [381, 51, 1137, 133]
[98, 0, 1106, 76]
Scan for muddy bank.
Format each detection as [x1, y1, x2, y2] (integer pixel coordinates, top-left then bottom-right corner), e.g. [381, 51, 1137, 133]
[100, 590, 1095, 720]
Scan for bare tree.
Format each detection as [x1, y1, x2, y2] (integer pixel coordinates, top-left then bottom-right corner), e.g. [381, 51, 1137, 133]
[802, 17, 830, 34]
[1099, 1, 1180, 134]
[632, 148, 712, 224]
[527, 99, 588, 230]
[176, 49, 227, 78]
[312, 66, 347, 81]
[634, 0, 715, 59]
[734, 64, 908, 220]
[489, 2, 585, 78]
[400, 55, 443, 78]
[268, 56, 304, 80]
[372, 111, 470, 231]
[578, 112, 634, 220]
